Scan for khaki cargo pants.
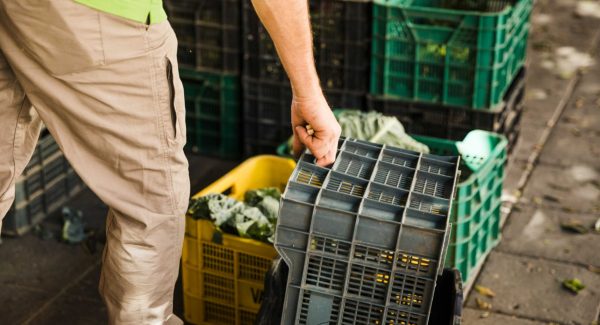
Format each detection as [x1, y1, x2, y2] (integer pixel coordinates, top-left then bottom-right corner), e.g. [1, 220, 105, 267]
[0, 1, 190, 324]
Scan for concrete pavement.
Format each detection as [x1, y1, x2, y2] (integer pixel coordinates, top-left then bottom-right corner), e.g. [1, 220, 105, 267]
[464, 0, 600, 323]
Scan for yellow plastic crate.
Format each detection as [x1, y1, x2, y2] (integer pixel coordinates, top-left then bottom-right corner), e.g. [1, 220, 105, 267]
[182, 155, 296, 325]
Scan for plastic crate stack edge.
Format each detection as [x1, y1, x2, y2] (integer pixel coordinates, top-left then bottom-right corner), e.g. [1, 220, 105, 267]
[164, 0, 242, 74]
[241, 0, 292, 156]
[312, 0, 372, 109]
[275, 138, 460, 325]
[242, 0, 373, 157]
[180, 68, 242, 159]
[164, 0, 244, 159]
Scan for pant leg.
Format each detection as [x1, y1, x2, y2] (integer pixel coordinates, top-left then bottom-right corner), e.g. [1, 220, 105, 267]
[0, 1, 190, 324]
[0, 49, 43, 230]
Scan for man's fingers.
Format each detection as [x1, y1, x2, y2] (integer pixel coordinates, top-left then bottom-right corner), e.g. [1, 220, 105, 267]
[296, 126, 328, 158]
[292, 136, 303, 158]
[292, 133, 304, 158]
[295, 124, 340, 166]
[295, 126, 313, 147]
[315, 148, 335, 167]
[315, 139, 337, 167]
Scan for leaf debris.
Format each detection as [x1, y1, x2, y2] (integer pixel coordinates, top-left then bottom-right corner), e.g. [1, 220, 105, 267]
[560, 220, 589, 234]
[475, 298, 492, 310]
[562, 278, 585, 294]
[475, 285, 496, 298]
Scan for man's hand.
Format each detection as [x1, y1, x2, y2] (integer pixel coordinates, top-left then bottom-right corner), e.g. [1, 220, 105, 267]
[291, 94, 341, 167]
[250, 0, 340, 166]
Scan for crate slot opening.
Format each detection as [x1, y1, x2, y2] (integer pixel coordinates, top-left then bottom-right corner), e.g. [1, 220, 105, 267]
[334, 151, 377, 180]
[325, 172, 368, 197]
[293, 163, 329, 188]
[373, 162, 415, 190]
[413, 171, 455, 199]
[342, 140, 382, 159]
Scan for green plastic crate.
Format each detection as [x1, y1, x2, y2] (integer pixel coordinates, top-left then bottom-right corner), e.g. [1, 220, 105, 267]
[180, 68, 241, 159]
[371, 0, 532, 109]
[413, 129, 507, 218]
[414, 130, 507, 282]
[445, 186, 502, 282]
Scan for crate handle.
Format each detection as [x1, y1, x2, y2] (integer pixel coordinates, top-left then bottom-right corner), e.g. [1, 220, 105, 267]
[212, 230, 223, 245]
[404, 7, 464, 30]
[222, 186, 233, 196]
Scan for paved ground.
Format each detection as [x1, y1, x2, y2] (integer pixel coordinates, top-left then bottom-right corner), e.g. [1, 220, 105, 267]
[1, 0, 600, 324]
[0, 156, 237, 324]
[464, 0, 600, 323]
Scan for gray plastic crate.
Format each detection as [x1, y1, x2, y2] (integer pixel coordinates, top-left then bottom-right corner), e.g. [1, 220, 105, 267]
[15, 153, 69, 202]
[3, 133, 84, 237]
[275, 138, 460, 325]
[23, 132, 60, 174]
[4, 170, 84, 236]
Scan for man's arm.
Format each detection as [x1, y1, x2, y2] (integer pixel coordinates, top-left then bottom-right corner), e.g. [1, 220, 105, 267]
[251, 0, 341, 166]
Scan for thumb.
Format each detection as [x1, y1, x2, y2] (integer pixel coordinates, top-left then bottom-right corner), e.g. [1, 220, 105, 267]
[295, 126, 313, 148]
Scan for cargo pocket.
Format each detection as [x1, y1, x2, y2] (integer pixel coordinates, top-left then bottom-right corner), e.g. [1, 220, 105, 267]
[166, 58, 178, 139]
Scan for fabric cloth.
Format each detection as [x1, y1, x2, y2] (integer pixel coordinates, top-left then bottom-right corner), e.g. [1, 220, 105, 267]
[0, 0, 189, 324]
[74, 0, 167, 24]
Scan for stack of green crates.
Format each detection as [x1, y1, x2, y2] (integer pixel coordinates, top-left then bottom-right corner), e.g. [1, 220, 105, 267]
[370, 0, 532, 109]
[367, 0, 531, 283]
[180, 68, 241, 159]
[164, 0, 243, 159]
[414, 130, 507, 282]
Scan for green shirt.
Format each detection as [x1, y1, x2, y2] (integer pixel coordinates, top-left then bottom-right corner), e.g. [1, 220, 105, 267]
[75, 0, 167, 24]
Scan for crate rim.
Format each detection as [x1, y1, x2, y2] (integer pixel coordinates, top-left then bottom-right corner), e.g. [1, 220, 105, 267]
[275, 129, 507, 196]
[373, 0, 520, 17]
[191, 155, 295, 199]
[413, 130, 508, 187]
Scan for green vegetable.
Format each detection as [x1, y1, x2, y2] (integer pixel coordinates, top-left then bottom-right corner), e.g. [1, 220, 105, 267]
[257, 196, 281, 221]
[233, 207, 271, 240]
[336, 110, 430, 153]
[283, 110, 430, 155]
[562, 278, 585, 294]
[245, 187, 281, 206]
[187, 194, 243, 227]
[187, 188, 283, 243]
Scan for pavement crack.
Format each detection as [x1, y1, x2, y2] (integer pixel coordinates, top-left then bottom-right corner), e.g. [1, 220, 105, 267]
[492, 250, 597, 270]
[466, 307, 572, 325]
[20, 260, 101, 325]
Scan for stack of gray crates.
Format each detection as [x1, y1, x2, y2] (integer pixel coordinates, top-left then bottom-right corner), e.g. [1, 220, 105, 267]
[275, 138, 460, 324]
[3, 132, 84, 236]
